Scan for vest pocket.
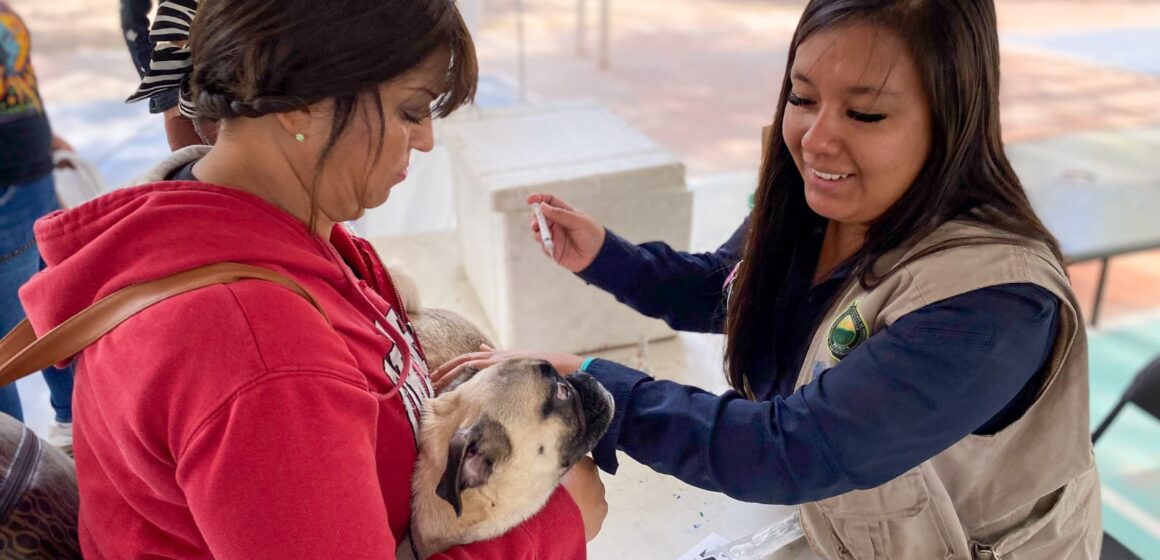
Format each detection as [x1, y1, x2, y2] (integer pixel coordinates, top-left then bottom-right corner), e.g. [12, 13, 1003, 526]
[968, 465, 1100, 559]
[814, 469, 960, 559]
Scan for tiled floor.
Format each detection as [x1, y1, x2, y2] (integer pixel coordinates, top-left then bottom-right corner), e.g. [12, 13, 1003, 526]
[7, 0, 1160, 557]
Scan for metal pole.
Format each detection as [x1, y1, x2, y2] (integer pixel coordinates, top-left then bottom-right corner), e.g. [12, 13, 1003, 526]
[576, 0, 586, 56]
[515, 0, 527, 102]
[1091, 257, 1110, 327]
[598, 0, 610, 69]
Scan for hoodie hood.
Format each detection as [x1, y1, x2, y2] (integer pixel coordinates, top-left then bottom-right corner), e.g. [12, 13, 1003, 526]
[20, 150, 349, 338]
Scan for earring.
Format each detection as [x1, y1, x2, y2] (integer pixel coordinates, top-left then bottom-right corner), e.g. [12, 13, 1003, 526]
[295, 132, 306, 142]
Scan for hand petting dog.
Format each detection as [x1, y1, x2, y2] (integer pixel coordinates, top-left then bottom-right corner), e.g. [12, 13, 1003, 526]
[430, 345, 587, 395]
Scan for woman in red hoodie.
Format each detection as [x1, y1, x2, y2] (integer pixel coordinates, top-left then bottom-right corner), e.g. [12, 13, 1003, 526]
[19, 0, 603, 558]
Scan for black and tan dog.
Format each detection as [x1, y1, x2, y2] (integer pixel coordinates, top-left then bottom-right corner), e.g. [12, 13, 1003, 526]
[397, 269, 613, 558]
[410, 359, 613, 557]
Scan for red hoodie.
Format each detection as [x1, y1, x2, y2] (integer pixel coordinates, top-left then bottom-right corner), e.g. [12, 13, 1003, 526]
[19, 181, 585, 559]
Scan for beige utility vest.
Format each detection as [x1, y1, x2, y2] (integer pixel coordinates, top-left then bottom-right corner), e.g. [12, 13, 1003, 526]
[794, 221, 1101, 559]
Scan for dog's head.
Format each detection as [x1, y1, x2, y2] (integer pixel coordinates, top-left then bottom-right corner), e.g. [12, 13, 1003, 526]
[430, 358, 613, 517]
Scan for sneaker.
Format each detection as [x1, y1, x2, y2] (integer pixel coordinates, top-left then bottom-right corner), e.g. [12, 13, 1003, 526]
[47, 421, 73, 458]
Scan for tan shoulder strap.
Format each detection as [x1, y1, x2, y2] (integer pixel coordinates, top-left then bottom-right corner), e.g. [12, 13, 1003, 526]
[0, 263, 328, 387]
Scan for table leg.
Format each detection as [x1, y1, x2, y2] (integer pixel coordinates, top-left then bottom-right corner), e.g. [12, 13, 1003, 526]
[577, 0, 586, 56]
[1092, 257, 1110, 327]
[599, 0, 610, 69]
[515, 0, 527, 102]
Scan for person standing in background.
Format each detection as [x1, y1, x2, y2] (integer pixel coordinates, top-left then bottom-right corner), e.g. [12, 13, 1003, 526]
[0, 0, 76, 454]
[122, 0, 208, 149]
[120, 0, 155, 83]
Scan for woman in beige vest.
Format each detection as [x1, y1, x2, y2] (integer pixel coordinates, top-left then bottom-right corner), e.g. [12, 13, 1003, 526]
[435, 0, 1101, 557]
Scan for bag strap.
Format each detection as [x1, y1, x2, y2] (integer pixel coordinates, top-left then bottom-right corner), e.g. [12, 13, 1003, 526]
[0, 262, 328, 387]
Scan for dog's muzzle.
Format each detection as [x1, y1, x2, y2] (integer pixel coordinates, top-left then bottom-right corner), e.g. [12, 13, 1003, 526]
[566, 371, 615, 448]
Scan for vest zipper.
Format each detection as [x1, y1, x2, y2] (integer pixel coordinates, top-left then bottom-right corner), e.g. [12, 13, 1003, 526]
[1030, 312, 1074, 404]
[972, 542, 1001, 559]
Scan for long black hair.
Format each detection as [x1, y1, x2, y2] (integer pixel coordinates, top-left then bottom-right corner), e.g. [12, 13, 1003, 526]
[724, 0, 1063, 395]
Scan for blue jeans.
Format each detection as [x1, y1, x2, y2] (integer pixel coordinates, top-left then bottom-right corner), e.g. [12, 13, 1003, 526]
[121, 0, 154, 78]
[0, 173, 74, 423]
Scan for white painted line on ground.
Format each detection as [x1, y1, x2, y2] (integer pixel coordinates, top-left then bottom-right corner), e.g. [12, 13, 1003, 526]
[1103, 484, 1160, 539]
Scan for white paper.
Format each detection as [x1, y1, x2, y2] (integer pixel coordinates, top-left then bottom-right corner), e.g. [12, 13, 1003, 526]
[677, 533, 731, 560]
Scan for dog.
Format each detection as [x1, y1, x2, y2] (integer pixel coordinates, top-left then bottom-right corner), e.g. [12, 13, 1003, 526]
[408, 308, 493, 373]
[390, 261, 493, 372]
[410, 358, 613, 558]
[391, 263, 613, 557]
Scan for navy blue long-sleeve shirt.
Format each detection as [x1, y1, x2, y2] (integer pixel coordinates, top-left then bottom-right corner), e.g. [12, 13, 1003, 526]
[577, 221, 1059, 505]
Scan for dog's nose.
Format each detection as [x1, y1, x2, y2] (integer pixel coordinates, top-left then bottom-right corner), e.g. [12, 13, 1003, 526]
[566, 372, 605, 397]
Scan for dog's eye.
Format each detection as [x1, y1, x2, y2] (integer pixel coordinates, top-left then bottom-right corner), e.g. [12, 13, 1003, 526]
[555, 381, 572, 401]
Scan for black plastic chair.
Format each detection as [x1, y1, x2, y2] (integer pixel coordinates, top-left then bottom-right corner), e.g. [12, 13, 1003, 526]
[1101, 533, 1140, 560]
[1090, 356, 1160, 560]
[1092, 355, 1160, 443]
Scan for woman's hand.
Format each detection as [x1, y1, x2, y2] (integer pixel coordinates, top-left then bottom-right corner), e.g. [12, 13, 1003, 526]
[527, 194, 606, 273]
[560, 457, 608, 542]
[51, 135, 74, 153]
[429, 345, 586, 394]
[51, 136, 75, 169]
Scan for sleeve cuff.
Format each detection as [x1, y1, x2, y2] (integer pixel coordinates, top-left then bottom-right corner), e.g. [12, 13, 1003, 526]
[582, 358, 651, 475]
[576, 229, 641, 293]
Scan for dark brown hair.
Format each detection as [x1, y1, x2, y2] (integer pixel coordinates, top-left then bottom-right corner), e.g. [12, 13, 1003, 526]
[187, 0, 477, 223]
[724, 0, 1063, 395]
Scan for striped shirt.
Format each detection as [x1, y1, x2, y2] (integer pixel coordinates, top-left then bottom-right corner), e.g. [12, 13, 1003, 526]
[126, 0, 198, 117]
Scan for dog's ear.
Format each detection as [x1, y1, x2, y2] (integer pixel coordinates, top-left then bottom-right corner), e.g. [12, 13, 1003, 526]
[435, 415, 512, 517]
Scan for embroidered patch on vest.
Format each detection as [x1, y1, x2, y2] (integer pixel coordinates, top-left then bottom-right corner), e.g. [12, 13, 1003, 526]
[827, 301, 868, 360]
